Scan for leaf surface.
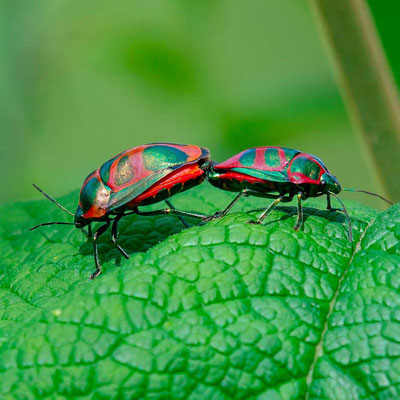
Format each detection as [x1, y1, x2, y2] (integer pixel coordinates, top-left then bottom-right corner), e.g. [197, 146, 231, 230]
[0, 186, 398, 399]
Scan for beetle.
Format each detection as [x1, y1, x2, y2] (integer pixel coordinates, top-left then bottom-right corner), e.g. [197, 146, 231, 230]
[205, 146, 392, 241]
[30, 143, 211, 279]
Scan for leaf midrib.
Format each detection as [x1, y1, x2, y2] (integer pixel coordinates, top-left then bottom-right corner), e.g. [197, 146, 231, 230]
[304, 215, 376, 399]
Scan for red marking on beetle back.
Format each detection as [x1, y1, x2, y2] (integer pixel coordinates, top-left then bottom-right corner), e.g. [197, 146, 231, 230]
[214, 153, 245, 170]
[106, 144, 206, 191]
[278, 148, 286, 166]
[129, 163, 205, 207]
[254, 147, 288, 172]
[253, 148, 267, 169]
[215, 146, 294, 173]
[107, 150, 148, 191]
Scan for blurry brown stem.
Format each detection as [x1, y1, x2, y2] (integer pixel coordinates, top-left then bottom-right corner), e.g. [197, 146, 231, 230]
[309, 0, 400, 202]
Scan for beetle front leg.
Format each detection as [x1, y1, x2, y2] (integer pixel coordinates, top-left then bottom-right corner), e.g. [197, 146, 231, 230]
[248, 196, 284, 225]
[294, 192, 304, 231]
[326, 193, 344, 212]
[111, 214, 130, 259]
[90, 220, 110, 280]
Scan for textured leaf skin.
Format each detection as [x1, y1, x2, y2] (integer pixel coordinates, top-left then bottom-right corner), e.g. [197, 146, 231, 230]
[0, 185, 398, 399]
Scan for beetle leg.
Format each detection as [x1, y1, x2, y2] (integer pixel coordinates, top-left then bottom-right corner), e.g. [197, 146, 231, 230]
[248, 196, 284, 224]
[164, 199, 190, 228]
[326, 193, 344, 212]
[294, 192, 303, 231]
[90, 220, 111, 280]
[111, 214, 130, 260]
[203, 189, 250, 222]
[136, 208, 206, 220]
[327, 193, 332, 210]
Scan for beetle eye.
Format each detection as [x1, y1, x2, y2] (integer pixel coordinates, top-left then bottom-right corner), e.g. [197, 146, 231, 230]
[321, 179, 326, 185]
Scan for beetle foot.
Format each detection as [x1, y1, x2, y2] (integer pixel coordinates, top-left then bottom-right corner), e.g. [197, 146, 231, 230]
[328, 207, 344, 213]
[247, 220, 261, 225]
[89, 269, 102, 280]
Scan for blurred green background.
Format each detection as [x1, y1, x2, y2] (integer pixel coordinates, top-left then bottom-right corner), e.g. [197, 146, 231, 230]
[1, 0, 399, 208]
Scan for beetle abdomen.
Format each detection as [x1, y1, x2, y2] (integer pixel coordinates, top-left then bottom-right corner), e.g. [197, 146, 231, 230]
[131, 163, 206, 207]
[208, 170, 283, 195]
[215, 147, 301, 172]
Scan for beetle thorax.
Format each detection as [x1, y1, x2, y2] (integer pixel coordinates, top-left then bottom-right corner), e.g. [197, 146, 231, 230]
[79, 171, 111, 219]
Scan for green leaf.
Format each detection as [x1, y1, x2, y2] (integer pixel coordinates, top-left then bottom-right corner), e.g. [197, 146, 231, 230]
[0, 186, 398, 399]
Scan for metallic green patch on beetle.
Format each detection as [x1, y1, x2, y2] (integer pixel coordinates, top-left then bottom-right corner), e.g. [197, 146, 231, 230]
[142, 145, 189, 171]
[264, 148, 281, 168]
[80, 177, 101, 214]
[290, 156, 320, 180]
[239, 149, 256, 167]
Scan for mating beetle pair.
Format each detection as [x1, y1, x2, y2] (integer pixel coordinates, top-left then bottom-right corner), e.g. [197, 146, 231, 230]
[31, 143, 392, 279]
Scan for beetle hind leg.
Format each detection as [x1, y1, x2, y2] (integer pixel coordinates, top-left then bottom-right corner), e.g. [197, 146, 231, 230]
[248, 196, 283, 225]
[203, 189, 250, 222]
[164, 199, 190, 228]
[136, 208, 206, 220]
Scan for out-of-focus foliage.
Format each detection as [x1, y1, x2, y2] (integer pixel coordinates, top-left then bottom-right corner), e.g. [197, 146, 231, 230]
[1, 1, 399, 208]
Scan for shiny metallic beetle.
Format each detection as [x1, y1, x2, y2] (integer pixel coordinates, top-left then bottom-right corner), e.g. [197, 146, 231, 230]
[205, 146, 392, 240]
[31, 143, 211, 279]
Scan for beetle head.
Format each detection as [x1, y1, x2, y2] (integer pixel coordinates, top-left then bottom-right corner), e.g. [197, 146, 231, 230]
[199, 158, 213, 172]
[203, 162, 221, 181]
[74, 205, 88, 228]
[320, 173, 341, 194]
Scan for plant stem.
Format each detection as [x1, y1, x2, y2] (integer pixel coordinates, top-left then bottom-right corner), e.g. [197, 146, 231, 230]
[309, 0, 400, 201]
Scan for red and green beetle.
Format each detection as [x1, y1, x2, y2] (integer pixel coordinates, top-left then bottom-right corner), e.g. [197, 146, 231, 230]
[205, 146, 392, 241]
[31, 143, 211, 279]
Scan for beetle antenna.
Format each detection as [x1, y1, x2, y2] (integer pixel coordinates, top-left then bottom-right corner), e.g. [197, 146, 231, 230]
[32, 184, 74, 216]
[29, 221, 75, 231]
[329, 192, 353, 243]
[342, 188, 393, 205]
